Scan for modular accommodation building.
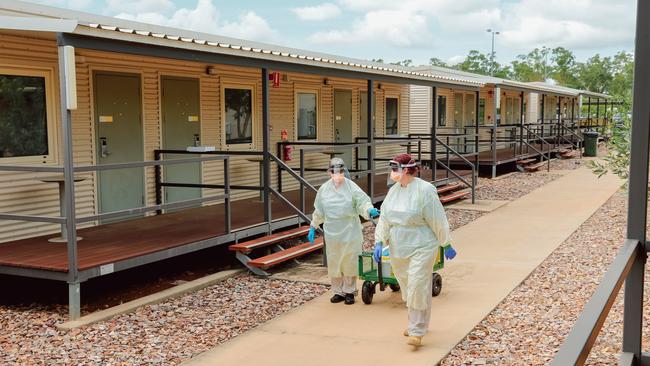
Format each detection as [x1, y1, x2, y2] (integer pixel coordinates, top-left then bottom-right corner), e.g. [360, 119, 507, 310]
[409, 66, 607, 177]
[0, 0, 483, 319]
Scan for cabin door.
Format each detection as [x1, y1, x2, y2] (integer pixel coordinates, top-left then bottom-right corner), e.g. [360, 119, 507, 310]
[161, 76, 202, 205]
[334, 90, 353, 167]
[94, 72, 144, 221]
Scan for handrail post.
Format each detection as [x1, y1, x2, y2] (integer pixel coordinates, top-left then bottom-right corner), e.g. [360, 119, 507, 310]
[446, 136, 450, 179]
[276, 143, 283, 193]
[155, 150, 163, 215]
[224, 157, 231, 234]
[417, 139, 422, 178]
[474, 90, 480, 173]
[300, 150, 305, 215]
[261, 68, 271, 233]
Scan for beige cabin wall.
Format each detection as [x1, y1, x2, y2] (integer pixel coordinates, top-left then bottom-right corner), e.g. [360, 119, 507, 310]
[0, 33, 411, 242]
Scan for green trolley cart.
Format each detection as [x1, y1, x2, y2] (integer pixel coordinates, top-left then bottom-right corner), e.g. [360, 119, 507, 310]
[358, 246, 445, 305]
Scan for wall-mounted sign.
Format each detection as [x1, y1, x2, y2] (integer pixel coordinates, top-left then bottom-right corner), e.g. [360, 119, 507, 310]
[99, 115, 113, 123]
[188, 115, 200, 122]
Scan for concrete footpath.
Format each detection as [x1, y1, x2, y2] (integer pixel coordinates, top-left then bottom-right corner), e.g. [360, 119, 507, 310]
[184, 167, 623, 366]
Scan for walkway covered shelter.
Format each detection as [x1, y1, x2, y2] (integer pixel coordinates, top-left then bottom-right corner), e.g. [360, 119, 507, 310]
[410, 66, 584, 177]
[0, 0, 481, 319]
[527, 81, 614, 138]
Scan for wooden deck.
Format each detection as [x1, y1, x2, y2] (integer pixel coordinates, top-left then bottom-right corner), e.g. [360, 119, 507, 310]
[448, 144, 575, 165]
[0, 169, 470, 275]
[0, 189, 315, 273]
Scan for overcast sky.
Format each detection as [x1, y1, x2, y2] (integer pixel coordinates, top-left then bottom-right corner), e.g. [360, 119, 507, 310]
[35, 0, 637, 65]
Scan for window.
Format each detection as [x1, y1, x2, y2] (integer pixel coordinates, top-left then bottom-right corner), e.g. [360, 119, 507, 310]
[464, 94, 475, 124]
[224, 87, 253, 145]
[438, 95, 447, 126]
[478, 98, 486, 125]
[296, 92, 317, 140]
[385, 97, 399, 135]
[0, 74, 48, 158]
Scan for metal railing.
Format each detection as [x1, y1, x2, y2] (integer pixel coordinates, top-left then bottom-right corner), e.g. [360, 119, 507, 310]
[552, 239, 645, 365]
[521, 125, 552, 172]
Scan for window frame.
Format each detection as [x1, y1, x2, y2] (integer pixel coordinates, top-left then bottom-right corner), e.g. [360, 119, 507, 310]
[478, 98, 486, 125]
[438, 95, 447, 127]
[294, 88, 320, 141]
[0, 66, 57, 164]
[221, 80, 257, 150]
[384, 95, 400, 136]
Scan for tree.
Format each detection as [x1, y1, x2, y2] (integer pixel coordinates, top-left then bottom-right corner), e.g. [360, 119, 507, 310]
[390, 59, 413, 67]
[509, 47, 551, 82]
[550, 47, 579, 87]
[429, 57, 448, 67]
[371, 58, 384, 63]
[575, 54, 613, 94]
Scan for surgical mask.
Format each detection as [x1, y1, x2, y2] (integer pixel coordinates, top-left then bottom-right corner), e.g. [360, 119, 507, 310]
[331, 172, 345, 184]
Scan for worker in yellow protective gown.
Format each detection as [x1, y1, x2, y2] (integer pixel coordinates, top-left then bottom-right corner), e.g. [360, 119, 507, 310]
[308, 158, 379, 305]
[374, 153, 456, 346]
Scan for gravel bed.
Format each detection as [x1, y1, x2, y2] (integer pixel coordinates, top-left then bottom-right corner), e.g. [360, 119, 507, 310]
[550, 157, 583, 170]
[0, 275, 327, 365]
[476, 172, 563, 201]
[440, 191, 638, 365]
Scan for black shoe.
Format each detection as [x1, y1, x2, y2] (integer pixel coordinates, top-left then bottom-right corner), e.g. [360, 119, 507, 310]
[344, 293, 355, 305]
[330, 294, 345, 303]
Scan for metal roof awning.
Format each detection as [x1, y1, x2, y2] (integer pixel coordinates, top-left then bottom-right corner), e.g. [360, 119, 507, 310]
[0, 0, 482, 89]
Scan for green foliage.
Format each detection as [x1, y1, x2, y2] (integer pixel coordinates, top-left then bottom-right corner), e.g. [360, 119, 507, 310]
[454, 50, 509, 77]
[390, 59, 413, 67]
[588, 118, 631, 180]
[429, 57, 448, 67]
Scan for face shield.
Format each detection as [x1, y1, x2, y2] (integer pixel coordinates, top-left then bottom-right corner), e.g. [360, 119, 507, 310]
[328, 158, 350, 184]
[387, 160, 417, 187]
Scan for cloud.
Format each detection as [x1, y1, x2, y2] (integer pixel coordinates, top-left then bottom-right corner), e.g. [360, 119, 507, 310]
[115, 0, 278, 42]
[291, 3, 341, 21]
[447, 55, 465, 64]
[499, 0, 634, 50]
[309, 9, 431, 48]
[30, 0, 92, 10]
[106, 0, 174, 15]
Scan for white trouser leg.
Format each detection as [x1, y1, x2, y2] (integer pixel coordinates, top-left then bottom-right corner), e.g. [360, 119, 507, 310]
[331, 277, 344, 296]
[342, 276, 357, 295]
[331, 276, 357, 295]
[408, 306, 432, 336]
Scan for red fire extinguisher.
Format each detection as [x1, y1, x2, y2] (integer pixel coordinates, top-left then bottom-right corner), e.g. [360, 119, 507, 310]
[281, 129, 293, 161]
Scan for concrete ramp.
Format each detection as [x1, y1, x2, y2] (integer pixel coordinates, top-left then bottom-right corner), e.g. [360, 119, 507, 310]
[183, 167, 623, 366]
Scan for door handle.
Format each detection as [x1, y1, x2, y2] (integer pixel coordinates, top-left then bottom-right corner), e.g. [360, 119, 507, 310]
[194, 134, 201, 147]
[100, 137, 111, 158]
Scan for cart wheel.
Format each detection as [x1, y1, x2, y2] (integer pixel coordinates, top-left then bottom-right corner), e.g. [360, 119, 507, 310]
[362, 281, 375, 304]
[389, 283, 400, 292]
[432, 273, 442, 297]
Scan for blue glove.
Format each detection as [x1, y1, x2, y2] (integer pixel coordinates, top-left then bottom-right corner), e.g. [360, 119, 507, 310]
[368, 207, 380, 219]
[307, 227, 316, 244]
[373, 242, 384, 263]
[444, 245, 457, 260]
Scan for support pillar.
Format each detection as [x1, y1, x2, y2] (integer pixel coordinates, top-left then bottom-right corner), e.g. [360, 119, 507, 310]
[623, 0, 650, 358]
[519, 92, 525, 156]
[492, 87, 500, 178]
[557, 96, 562, 150]
[431, 86, 437, 181]
[367, 80, 374, 199]
[261, 68, 271, 232]
[587, 97, 592, 131]
[475, 90, 480, 170]
[57, 34, 80, 321]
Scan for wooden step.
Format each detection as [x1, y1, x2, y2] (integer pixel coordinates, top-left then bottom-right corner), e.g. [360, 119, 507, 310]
[516, 158, 536, 165]
[524, 161, 546, 172]
[436, 182, 463, 195]
[229, 226, 310, 254]
[248, 239, 324, 270]
[560, 150, 576, 159]
[439, 190, 470, 204]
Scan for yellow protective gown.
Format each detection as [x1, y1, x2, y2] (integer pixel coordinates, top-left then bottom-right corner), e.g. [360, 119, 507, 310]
[311, 178, 373, 278]
[375, 177, 451, 310]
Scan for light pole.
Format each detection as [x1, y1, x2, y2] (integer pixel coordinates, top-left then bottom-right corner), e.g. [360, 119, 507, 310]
[486, 29, 500, 76]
